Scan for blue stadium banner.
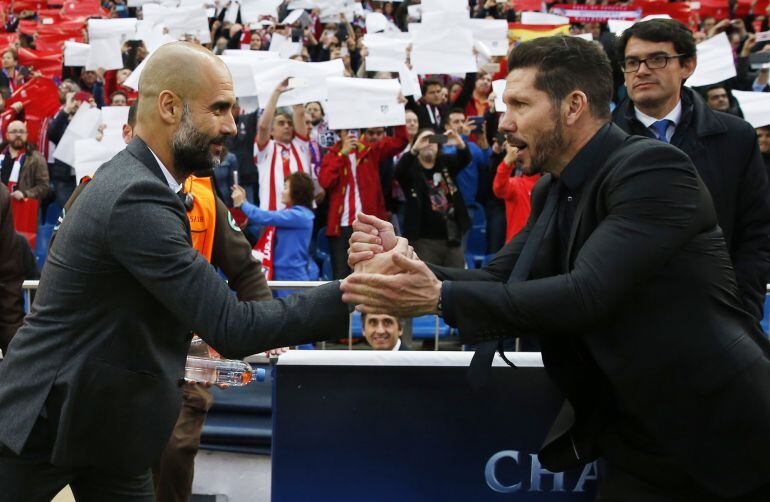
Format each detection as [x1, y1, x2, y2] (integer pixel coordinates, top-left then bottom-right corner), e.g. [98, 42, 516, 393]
[272, 352, 597, 501]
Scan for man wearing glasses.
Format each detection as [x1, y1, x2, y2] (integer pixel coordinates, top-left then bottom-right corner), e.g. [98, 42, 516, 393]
[613, 19, 770, 323]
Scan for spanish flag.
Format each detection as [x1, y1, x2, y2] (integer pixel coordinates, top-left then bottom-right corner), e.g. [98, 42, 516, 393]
[508, 23, 571, 44]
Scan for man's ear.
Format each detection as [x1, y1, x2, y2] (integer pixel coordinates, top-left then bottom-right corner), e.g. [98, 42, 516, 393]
[157, 90, 182, 125]
[563, 90, 589, 126]
[681, 56, 697, 80]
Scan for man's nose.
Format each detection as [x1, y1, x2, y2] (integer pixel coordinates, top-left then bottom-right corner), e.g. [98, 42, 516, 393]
[222, 112, 237, 136]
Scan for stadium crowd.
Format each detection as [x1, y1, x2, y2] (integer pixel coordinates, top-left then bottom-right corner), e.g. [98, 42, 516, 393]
[2, 0, 770, 333]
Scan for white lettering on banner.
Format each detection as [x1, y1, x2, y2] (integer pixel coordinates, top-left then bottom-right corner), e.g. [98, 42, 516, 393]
[484, 450, 598, 493]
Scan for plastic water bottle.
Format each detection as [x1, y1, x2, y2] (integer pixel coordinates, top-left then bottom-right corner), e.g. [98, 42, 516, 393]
[184, 356, 266, 386]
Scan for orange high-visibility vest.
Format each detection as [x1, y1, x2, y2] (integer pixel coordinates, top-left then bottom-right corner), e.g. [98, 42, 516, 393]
[184, 175, 217, 263]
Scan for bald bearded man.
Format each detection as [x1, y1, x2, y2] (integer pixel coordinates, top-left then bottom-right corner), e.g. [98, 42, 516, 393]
[0, 43, 350, 500]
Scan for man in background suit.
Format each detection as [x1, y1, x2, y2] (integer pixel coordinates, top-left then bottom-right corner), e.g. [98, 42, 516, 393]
[612, 19, 770, 322]
[342, 36, 770, 499]
[0, 42, 350, 499]
[0, 183, 24, 355]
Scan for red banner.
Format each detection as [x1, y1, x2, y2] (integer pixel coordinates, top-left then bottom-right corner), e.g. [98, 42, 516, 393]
[550, 4, 642, 22]
[252, 226, 276, 280]
[512, 0, 543, 12]
[5, 0, 45, 14]
[18, 48, 62, 79]
[639, 2, 696, 27]
[61, 0, 105, 17]
[4, 77, 61, 146]
[17, 19, 37, 36]
[695, 0, 730, 20]
[8, 182, 38, 248]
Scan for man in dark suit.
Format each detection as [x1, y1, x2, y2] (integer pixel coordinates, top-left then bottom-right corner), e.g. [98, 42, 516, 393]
[342, 36, 770, 498]
[612, 19, 770, 322]
[0, 42, 350, 499]
[0, 184, 24, 354]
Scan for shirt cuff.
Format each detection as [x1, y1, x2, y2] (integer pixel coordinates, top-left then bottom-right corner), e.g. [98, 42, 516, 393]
[439, 281, 457, 327]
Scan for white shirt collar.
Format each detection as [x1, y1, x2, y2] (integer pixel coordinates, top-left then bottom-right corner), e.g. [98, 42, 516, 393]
[392, 338, 401, 351]
[147, 146, 183, 193]
[634, 100, 682, 128]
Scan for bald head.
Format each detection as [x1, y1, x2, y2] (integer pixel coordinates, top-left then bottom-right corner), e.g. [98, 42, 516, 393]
[6, 120, 27, 151]
[137, 42, 231, 123]
[133, 42, 237, 180]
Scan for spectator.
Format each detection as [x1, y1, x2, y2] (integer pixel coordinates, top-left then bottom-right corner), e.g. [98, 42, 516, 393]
[109, 90, 128, 106]
[0, 49, 26, 93]
[0, 184, 24, 355]
[254, 78, 311, 211]
[77, 70, 105, 108]
[1, 121, 48, 201]
[305, 101, 337, 152]
[362, 313, 408, 351]
[702, 83, 743, 117]
[492, 140, 541, 242]
[613, 19, 770, 322]
[394, 128, 471, 266]
[409, 78, 445, 129]
[319, 124, 408, 279]
[757, 125, 770, 171]
[231, 171, 315, 290]
[224, 99, 259, 205]
[443, 108, 491, 209]
[47, 92, 90, 208]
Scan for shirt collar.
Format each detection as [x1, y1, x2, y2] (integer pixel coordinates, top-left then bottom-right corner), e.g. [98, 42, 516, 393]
[147, 146, 183, 193]
[559, 122, 612, 193]
[392, 338, 401, 351]
[633, 100, 682, 129]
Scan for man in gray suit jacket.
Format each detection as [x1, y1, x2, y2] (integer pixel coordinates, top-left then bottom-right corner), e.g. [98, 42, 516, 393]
[0, 42, 350, 500]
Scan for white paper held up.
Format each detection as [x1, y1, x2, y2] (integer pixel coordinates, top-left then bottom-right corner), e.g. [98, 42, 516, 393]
[732, 90, 770, 128]
[492, 79, 506, 113]
[686, 32, 736, 87]
[64, 41, 90, 67]
[325, 77, 406, 130]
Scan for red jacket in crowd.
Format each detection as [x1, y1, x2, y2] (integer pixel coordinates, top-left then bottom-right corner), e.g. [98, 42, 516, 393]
[492, 160, 541, 243]
[319, 125, 408, 237]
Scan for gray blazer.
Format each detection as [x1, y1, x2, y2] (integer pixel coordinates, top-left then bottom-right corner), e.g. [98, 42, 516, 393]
[0, 137, 349, 475]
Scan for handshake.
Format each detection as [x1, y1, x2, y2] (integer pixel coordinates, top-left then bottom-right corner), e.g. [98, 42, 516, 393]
[340, 213, 443, 318]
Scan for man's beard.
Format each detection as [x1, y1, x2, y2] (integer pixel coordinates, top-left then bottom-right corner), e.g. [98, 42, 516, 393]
[526, 113, 566, 175]
[11, 139, 25, 150]
[171, 105, 226, 177]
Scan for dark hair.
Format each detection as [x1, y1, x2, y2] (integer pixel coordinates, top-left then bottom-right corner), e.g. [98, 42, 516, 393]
[305, 101, 324, 115]
[421, 77, 443, 94]
[615, 19, 696, 65]
[272, 111, 293, 127]
[447, 107, 465, 118]
[412, 127, 438, 146]
[127, 101, 138, 128]
[704, 83, 729, 95]
[508, 35, 613, 120]
[110, 90, 128, 103]
[286, 171, 314, 209]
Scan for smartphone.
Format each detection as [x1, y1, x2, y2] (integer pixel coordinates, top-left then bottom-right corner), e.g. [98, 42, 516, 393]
[233, 170, 239, 187]
[291, 27, 303, 42]
[428, 134, 448, 144]
[288, 77, 309, 89]
[468, 116, 484, 131]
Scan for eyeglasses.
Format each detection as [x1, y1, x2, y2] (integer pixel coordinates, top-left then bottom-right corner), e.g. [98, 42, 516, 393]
[621, 54, 685, 73]
[7, 129, 26, 135]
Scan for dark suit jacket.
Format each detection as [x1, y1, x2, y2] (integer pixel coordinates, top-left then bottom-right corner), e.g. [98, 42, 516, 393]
[431, 124, 770, 496]
[0, 137, 349, 475]
[613, 87, 770, 321]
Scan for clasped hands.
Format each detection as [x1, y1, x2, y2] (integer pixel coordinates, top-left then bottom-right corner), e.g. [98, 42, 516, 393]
[340, 213, 442, 318]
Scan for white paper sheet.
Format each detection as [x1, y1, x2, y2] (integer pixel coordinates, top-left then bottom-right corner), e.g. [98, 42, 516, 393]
[101, 106, 130, 131]
[398, 63, 422, 100]
[363, 33, 410, 72]
[407, 4, 421, 20]
[421, 0, 467, 13]
[122, 57, 146, 90]
[282, 8, 310, 26]
[269, 33, 302, 58]
[732, 90, 770, 128]
[74, 136, 126, 183]
[224, 2, 241, 24]
[608, 14, 671, 35]
[88, 18, 138, 42]
[142, 4, 211, 44]
[223, 49, 281, 59]
[366, 12, 388, 33]
[686, 32, 736, 87]
[411, 27, 476, 75]
[421, 10, 470, 28]
[325, 77, 405, 129]
[219, 55, 259, 96]
[256, 58, 345, 107]
[240, 0, 282, 23]
[55, 104, 103, 167]
[64, 41, 90, 67]
[465, 18, 508, 56]
[86, 37, 125, 71]
[572, 33, 594, 41]
[520, 12, 570, 25]
[492, 79, 506, 113]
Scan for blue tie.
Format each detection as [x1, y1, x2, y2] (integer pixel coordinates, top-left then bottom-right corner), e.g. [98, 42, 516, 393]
[650, 119, 672, 143]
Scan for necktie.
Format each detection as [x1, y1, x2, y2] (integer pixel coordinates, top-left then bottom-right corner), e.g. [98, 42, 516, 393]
[650, 119, 672, 143]
[468, 181, 561, 388]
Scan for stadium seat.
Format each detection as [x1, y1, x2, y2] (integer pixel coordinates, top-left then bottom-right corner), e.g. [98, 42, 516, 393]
[464, 202, 487, 268]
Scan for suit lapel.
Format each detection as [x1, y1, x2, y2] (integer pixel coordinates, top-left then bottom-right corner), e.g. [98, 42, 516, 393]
[126, 136, 167, 185]
[564, 125, 629, 269]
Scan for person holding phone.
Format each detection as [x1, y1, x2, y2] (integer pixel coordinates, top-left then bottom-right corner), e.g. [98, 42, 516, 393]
[393, 128, 471, 266]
